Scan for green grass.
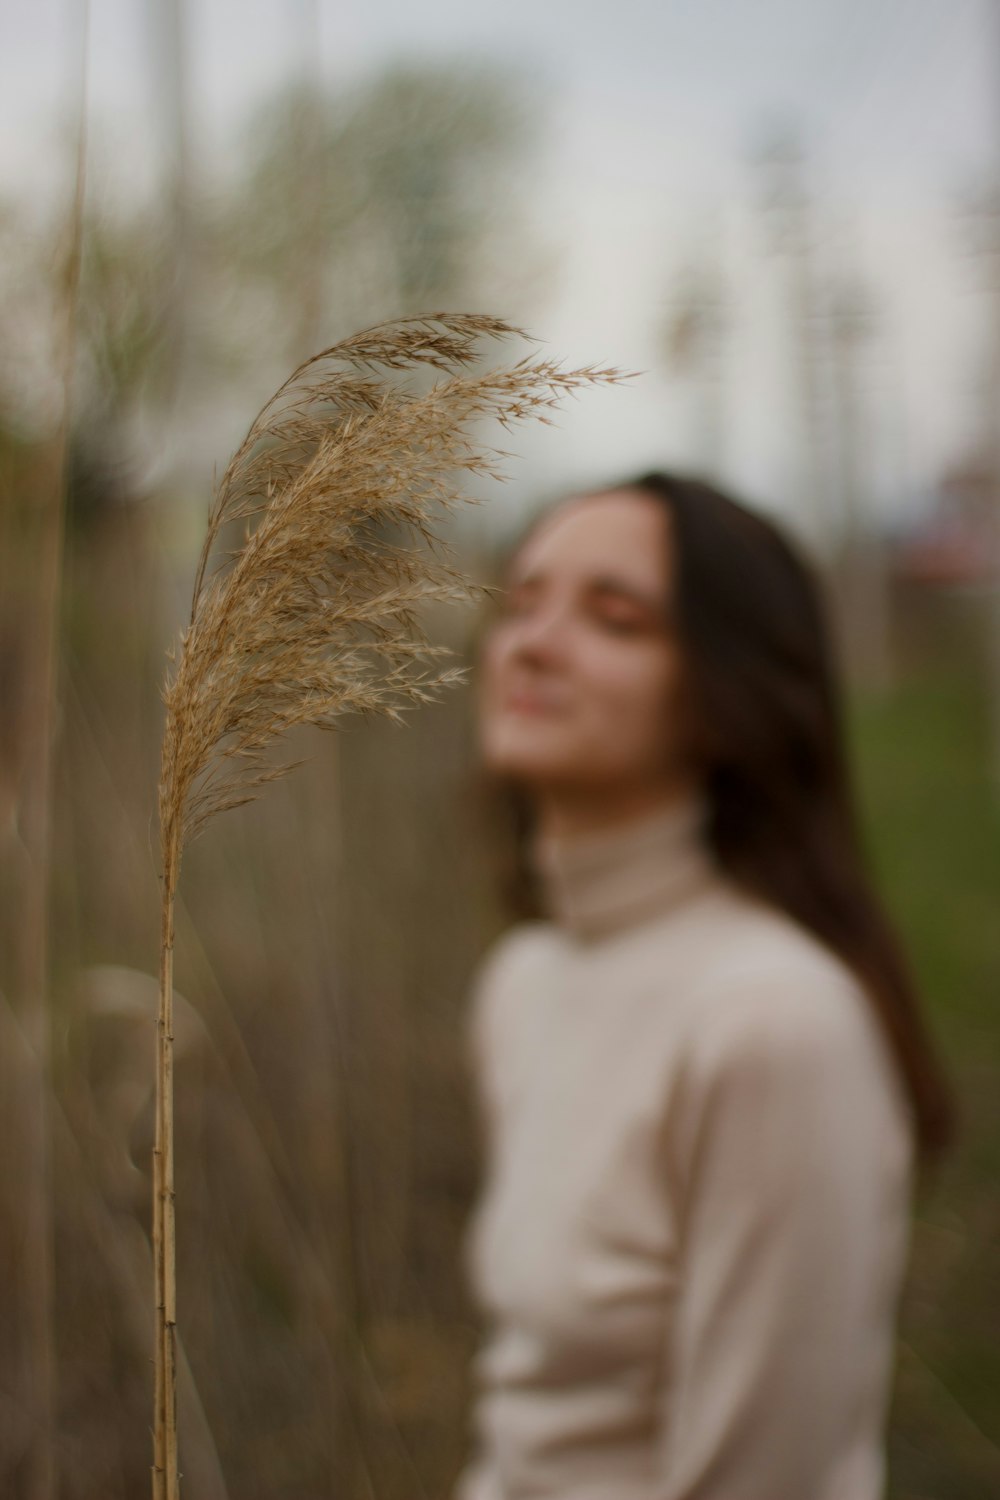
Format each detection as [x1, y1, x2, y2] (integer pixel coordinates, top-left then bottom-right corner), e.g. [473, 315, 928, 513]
[848, 654, 1000, 1499]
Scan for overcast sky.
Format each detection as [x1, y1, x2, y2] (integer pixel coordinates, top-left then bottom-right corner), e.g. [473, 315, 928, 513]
[3, 0, 998, 541]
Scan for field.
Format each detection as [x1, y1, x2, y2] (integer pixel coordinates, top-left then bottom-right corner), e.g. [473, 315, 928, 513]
[1, 489, 998, 1497]
[850, 591, 1000, 1500]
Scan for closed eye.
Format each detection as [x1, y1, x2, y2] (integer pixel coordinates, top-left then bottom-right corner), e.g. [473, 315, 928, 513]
[588, 591, 662, 634]
[593, 609, 646, 634]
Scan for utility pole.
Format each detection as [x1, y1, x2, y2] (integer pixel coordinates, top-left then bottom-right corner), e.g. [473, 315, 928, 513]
[151, 0, 193, 414]
[974, 1, 1000, 799]
[293, 0, 327, 363]
[755, 129, 831, 563]
[829, 270, 893, 691]
[988, 2, 1000, 796]
[985, 210, 1000, 799]
[663, 243, 729, 478]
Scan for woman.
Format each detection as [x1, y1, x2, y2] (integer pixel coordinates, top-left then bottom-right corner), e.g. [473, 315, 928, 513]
[454, 472, 953, 1500]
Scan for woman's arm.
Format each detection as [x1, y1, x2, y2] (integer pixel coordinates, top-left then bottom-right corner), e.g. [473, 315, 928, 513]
[657, 964, 915, 1500]
[464, 927, 538, 1163]
[464, 932, 516, 1149]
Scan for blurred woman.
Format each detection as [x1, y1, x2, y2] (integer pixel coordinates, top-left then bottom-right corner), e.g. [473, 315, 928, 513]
[455, 471, 953, 1500]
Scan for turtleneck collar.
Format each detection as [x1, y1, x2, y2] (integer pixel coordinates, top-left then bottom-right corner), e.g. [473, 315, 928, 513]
[532, 790, 719, 941]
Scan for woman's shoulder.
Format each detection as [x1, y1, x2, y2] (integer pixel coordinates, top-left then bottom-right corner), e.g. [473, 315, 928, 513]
[677, 885, 910, 1122]
[689, 885, 860, 1011]
[473, 889, 871, 1034]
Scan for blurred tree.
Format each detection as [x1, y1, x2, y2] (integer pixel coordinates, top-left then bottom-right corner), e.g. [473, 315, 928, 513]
[209, 62, 540, 375]
[662, 234, 730, 474]
[0, 61, 543, 524]
[0, 55, 547, 1499]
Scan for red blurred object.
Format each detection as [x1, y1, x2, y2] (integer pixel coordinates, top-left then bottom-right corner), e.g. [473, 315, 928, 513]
[891, 461, 997, 586]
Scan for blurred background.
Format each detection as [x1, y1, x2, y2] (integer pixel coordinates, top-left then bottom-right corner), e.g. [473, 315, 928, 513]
[1, 1, 999, 1496]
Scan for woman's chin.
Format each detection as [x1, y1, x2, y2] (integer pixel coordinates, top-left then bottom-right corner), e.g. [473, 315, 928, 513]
[481, 732, 579, 786]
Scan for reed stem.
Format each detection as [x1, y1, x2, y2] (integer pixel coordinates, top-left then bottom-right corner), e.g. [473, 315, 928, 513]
[150, 314, 626, 1492]
[153, 821, 180, 1500]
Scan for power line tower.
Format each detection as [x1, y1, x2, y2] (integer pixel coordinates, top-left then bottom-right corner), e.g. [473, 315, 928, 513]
[662, 240, 729, 478]
[754, 128, 832, 563]
[829, 268, 893, 691]
[960, 8, 1000, 801]
[150, 0, 194, 410]
[983, 196, 1000, 801]
[964, 2, 1000, 798]
[988, 2, 1000, 798]
[291, 0, 327, 364]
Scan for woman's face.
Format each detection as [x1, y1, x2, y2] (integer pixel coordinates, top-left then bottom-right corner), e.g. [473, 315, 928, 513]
[477, 489, 692, 805]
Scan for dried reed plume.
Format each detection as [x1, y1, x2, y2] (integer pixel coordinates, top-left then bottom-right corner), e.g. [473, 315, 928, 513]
[154, 312, 627, 1497]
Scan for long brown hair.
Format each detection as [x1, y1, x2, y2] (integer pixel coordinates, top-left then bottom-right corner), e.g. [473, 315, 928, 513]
[482, 470, 955, 1163]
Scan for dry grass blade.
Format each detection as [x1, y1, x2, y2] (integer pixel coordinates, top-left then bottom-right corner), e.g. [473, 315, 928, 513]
[153, 312, 630, 1498]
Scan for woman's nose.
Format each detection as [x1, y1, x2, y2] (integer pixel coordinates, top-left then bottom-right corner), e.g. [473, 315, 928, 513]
[509, 601, 571, 663]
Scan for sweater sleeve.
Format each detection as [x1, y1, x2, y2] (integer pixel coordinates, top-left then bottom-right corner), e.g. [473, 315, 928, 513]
[656, 962, 915, 1500]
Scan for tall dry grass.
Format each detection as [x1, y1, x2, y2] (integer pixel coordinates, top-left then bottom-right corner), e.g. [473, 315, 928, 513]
[13, 19, 90, 1495]
[1, 386, 996, 1500]
[154, 311, 625, 1497]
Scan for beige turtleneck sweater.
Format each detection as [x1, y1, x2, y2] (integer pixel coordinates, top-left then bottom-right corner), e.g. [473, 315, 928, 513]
[455, 793, 915, 1500]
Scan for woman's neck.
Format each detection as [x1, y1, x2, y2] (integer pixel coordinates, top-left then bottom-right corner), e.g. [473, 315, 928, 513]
[530, 781, 719, 940]
[534, 776, 705, 843]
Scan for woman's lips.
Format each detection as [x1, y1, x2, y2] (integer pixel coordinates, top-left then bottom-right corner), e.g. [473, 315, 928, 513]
[503, 689, 564, 715]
